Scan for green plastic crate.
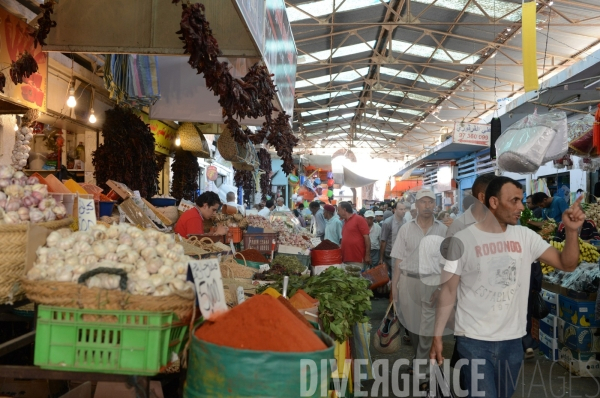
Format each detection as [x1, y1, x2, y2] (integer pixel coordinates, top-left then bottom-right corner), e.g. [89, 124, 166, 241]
[34, 306, 188, 375]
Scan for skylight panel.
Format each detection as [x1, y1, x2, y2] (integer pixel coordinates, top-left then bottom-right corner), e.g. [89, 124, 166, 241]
[286, 0, 391, 22]
[411, 0, 522, 22]
[297, 91, 354, 104]
[390, 40, 479, 64]
[298, 42, 376, 64]
[300, 101, 360, 117]
[295, 68, 369, 88]
[366, 114, 410, 125]
[365, 102, 424, 116]
[303, 113, 354, 126]
[380, 67, 453, 87]
[376, 90, 437, 103]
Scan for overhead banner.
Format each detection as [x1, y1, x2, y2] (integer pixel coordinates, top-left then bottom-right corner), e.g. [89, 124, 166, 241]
[0, 7, 48, 111]
[135, 110, 176, 155]
[522, 1, 539, 93]
[453, 122, 491, 146]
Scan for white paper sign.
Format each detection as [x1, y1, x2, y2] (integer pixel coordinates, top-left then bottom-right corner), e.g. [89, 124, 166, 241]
[310, 238, 322, 247]
[259, 263, 270, 272]
[453, 122, 491, 146]
[236, 286, 246, 304]
[189, 258, 228, 319]
[77, 196, 97, 232]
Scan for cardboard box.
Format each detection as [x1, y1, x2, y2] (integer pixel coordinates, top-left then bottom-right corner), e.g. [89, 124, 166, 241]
[560, 286, 597, 302]
[540, 340, 559, 361]
[558, 342, 600, 377]
[540, 314, 558, 338]
[542, 281, 561, 294]
[0, 379, 50, 398]
[558, 317, 600, 353]
[558, 295, 599, 327]
[539, 329, 557, 350]
[278, 244, 311, 256]
[541, 289, 558, 316]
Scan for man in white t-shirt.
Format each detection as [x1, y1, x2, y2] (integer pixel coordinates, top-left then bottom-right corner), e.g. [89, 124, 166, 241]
[430, 177, 585, 398]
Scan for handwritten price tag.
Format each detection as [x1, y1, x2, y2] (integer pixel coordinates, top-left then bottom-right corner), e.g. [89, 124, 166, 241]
[236, 286, 245, 304]
[310, 238, 322, 247]
[189, 258, 228, 320]
[78, 196, 97, 232]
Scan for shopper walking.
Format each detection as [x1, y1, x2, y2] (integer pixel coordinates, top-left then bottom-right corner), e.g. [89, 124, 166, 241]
[323, 204, 343, 245]
[365, 210, 381, 268]
[431, 177, 584, 398]
[309, 201, 326, 240]
[338, 201, 370, 269]
[379, 202, 406, 269]
[390, 189, 447, 392]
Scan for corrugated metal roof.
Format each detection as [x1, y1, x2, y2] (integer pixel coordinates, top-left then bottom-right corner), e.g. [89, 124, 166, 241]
[288, 0, 600, 157]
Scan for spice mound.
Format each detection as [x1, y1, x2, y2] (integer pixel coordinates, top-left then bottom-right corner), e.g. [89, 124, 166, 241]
[234, 249, 268, 263]
[195, 295, 327, 352]
[313, 239, 340, 251]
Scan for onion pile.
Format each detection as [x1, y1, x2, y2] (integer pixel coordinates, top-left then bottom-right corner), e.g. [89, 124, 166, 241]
[11, 125, 33, 170]
[0, 165, 67, 224]
[26, 224, 194, 297]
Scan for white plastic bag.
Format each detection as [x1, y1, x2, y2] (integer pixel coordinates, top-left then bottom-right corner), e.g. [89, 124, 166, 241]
[496, 110, 568, 173]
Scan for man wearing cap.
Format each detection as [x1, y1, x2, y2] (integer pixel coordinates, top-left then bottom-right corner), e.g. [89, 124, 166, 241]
[379, 202, 407, 270]
[323, 204, 343, 245]
[374, 210, 384, 225]
[391, 189, 447, 391]
[365, 210, 382, 268]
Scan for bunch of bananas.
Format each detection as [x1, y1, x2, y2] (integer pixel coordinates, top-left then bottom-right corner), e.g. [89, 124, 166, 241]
[541, 238, 600, 274]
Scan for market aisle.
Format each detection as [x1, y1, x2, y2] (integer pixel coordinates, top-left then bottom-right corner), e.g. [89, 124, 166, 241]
[365, 299, 600, 398]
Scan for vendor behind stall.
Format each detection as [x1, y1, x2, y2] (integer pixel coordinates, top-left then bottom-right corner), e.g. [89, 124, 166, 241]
[553, 219, 600, 242]
[174, 192, 228, 238]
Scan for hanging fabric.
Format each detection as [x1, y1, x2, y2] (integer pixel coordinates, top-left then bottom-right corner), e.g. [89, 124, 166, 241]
[593, 104, 600, 152]
[490, 117, 501, 160]
[522, 1, 539, 92]
[104, 54, 161, 108]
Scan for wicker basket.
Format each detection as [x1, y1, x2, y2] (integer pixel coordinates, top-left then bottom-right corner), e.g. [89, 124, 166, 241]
[178, 123, 211, 158]
[20, 278, 195, 321]
[0, 218, 73, 305]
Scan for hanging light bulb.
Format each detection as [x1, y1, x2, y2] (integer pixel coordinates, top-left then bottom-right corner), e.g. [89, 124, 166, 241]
[14, 124, 18, 131]
[175, 137, 181, 146]
[89, 109, 96, 123]
[375, 108, 380, 118]
[67, 86, 76, 108]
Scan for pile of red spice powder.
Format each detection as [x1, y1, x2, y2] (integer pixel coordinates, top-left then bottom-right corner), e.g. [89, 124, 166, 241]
[313, 239, 340, 251]
[195, 295, 327, 352]
[235, 249, 268, 263]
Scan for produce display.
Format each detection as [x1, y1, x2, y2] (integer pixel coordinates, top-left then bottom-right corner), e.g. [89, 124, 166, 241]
[233, 169, 254, 191]
[539, 220, 557, 241]
[542, 238, 600, 274]
[9, 52, 38, 86]
[26, 224, 194, 297]
[246, 214, 313, 249]
[212, 212, 249, 229]
[257, 148, 272, 201]
[544, 262, 600, 294]
[195, 295, 326, 352]
[313, 240, 340, 251]
[259, 267, 372, 342]
[271, 254, 306, 274]
[253, 264, 302, 281]
[583, 202, 600, 229]
[234, 249, 268, 263]
[0, 165, 67, 224]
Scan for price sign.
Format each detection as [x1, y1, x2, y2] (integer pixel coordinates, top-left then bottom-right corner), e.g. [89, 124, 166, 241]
[259, 263, 270, 272]
[236, 286, 246, 304]
[453, 122, 491, 146]
[189, 258, 228, 320]
[310, 238, 322, 247]
[78, 196, 97, 232]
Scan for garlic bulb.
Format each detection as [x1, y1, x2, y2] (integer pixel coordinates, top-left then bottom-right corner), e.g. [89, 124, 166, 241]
[64, 255, 79, 267]
[173, 262, 187, 275]
[143, 229, 160, 240]
[57, 237, 76, 251]
[133, 237, 148, 251]
[158, 233, 174, 245]
[92, 242, 108, 258]
[153, 285, 172, 297]
[73, 241, 92, 255]
[127, 227, 143, 239]
[46, 231, 62, 247]
[73, 231, 95, 245]
[118, 233, 133, 246]
[148, 274, 165, 287]
[29, 208, 44, 223]
[140, 247, 157, 260]
[146, 258, 162, 274]
[57, 228, 73, 238]
[122, 250, 139, 265]
[155, 244, 168, 257]
[104, 252, 119, 262]
[158, 265, 175, 278]
[116, 244, 130, 253]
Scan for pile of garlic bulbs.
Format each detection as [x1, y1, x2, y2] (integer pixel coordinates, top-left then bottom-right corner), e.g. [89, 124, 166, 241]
[26, 224, 195, 297]
[11, 125, 33, 170]
[0, 165, 68, 224]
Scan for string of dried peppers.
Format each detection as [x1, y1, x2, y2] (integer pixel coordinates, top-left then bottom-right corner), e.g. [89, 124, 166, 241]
[170, 147, 200, 202]
[176, 2, 297, 175]
[258, 149, 272, 201]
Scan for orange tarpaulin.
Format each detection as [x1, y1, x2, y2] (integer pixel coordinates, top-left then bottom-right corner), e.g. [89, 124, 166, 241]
[388, 179, 422, 196]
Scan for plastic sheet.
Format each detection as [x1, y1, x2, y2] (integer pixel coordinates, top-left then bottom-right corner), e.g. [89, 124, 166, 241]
[496, 110, 568, 173]
[568, 114, 597, 157]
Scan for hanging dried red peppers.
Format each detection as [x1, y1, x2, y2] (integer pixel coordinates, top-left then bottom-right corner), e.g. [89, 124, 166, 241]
[170, 147, 200, 201]
[0, 73, 5, 94]
[258, 149, 272, 201]
[92, 106, 159, 199]
[30, 1, 57, 48]
[268, 112, 298, 175]
[234, 169, 254, 192]
[9, 52, 38, 85]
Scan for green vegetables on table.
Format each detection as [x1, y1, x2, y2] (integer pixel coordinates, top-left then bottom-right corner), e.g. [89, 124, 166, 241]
[258, 267, 373, 343]
[271, 254, 306, 274]
[520, 207, 532, 227]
